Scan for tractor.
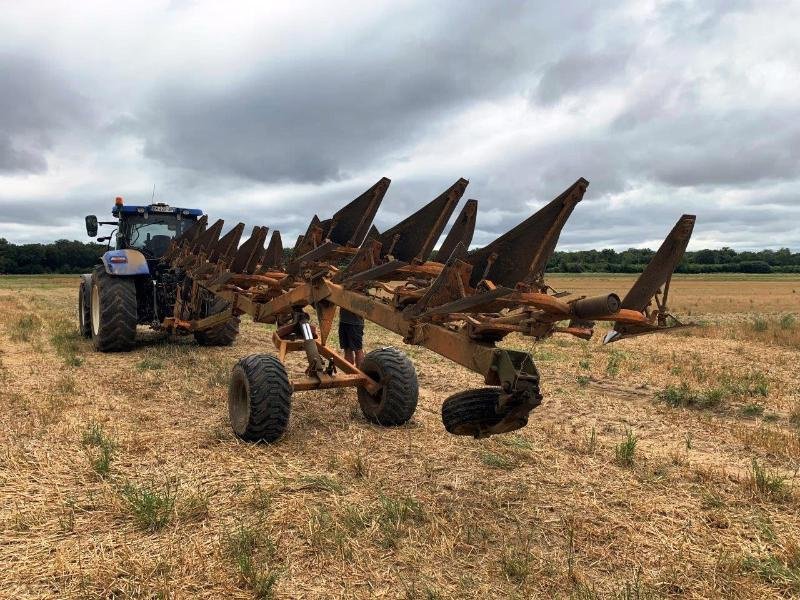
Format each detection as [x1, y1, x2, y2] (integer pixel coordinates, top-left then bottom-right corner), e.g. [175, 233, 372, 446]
[77, 197, 240, 351]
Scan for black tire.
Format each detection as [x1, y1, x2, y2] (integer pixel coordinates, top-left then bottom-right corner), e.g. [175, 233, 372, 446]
[90, 268, 138, 352]
[194, 299, 240, 346]
[229, 354, 292, 443]
[77, 278, 92, 338]
[357, 347, 418, 426]
[442, 388, 508, 437]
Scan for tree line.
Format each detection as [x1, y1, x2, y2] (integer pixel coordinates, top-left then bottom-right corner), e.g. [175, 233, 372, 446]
[1, 238, 798, 274]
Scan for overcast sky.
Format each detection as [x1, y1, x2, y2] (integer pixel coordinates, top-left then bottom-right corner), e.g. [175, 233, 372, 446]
[1, 0, 798, 251]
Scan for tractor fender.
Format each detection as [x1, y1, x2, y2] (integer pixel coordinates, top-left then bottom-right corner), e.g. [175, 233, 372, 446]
[100, 249, 150, 276]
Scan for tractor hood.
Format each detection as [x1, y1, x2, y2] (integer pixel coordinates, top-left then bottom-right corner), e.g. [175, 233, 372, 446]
[101, 249, 150, 276]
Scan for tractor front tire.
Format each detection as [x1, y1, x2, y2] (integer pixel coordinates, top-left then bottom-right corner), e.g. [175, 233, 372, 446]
[229, 354, 292, 443]
[90, 269, 137, 352]
[194, 299, 240, 346]
[441, 387, 510, 437]
[77, 278, 92, 338]
[357, 347, 418, 426]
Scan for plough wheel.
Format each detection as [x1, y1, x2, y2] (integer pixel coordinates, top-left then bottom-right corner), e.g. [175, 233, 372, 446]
[228, 354, 292, 443]
[194, 298, 240, 346]
[442, 387, 511, 437]
[357, 347, 418, 426]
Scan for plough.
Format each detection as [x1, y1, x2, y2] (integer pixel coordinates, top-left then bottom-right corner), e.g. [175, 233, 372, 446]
[158, 177, 695, 442]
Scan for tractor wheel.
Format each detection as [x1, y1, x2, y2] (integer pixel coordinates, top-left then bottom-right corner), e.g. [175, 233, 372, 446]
[194, 299, 240, 346]
[229, 354, 292, 443]
[357, 347, 418, 426]
[442, 387, 509, 437]
[77, 278, 92, 338]
[90, 268, 137, 352]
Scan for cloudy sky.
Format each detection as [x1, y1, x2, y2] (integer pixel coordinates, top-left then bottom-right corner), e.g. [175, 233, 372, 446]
[1, 0, 798, 251]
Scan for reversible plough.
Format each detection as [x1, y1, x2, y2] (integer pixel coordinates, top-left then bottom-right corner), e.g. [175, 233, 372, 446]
[158, 177, 695, 442]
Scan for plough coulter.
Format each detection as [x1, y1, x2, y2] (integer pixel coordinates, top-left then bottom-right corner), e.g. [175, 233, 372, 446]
[154, 177, 695, 442]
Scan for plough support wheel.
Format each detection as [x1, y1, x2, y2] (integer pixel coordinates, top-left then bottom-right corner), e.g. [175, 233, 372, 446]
[229, 354, 292, 443]
[442, 387, 527, 438]
[357, 347, 419, 426]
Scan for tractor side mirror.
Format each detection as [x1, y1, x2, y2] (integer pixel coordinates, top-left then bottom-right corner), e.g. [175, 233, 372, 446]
[85, 215, 98, 237]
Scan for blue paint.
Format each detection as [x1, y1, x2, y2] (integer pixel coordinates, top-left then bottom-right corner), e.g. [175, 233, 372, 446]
[101, 249, 150, 276]
[112, 204, 203, 217]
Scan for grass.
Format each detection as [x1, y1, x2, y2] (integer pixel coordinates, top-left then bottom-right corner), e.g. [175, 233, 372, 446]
[748, 459, 792, 501]
[614, 428, 637, 467]
[10, 313, 42, 342]
[740, 403, 765, 418]
[741, 549, 800, 594]
[120, 480, 178, 531]
[501, 546, 532, 583]
[658, 371, 769, 412]
[224, 522, 281, 599]
[480, 451, 516, 470]
[49, 318, 84, 366]
[81, 422, 115, 478]
[377, 494, 424, 548]
[657, 383, 723, 410]
[300, 474, 343, 494]
[605, 350, 624, 377]
[136, 357, 165, 371]
[585, 427, 597, 454]
[499, 435, 533, 451]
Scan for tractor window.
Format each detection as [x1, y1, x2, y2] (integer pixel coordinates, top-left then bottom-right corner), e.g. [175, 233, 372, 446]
[121, 216, 193, 258]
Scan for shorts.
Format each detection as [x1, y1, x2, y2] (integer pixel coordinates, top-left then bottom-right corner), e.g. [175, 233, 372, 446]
[338, 320, 364, 351]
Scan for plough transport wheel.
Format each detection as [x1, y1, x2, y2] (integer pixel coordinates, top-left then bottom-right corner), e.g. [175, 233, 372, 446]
[357, 347, 419, 426]
[194, 298, 240, 346]
[442, 387, 517, 437]
[229, 354, 292, 443]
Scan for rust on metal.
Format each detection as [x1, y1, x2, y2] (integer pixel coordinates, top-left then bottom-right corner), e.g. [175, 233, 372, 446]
[377, 178, 468, 263]
[437, 199, 477, 262]
[155, 176, 696, 440]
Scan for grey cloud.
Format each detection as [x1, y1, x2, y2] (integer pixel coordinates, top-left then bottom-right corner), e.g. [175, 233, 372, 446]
[141, 1, 618, 184]
[534, 48, 631, 105]
[0, 54, 89, 174]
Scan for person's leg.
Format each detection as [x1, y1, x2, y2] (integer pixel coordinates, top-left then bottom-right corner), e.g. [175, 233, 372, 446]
[339, 320, 354, 364]
[352, 320, 365, 368]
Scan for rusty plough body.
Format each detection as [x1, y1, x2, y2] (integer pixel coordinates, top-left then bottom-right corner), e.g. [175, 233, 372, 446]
[158, 177, 695, 442]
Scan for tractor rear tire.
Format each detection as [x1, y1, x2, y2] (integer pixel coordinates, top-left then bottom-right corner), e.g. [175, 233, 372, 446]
[442, 387, 508, 437]
[194, 299, 240, 346]
[77, 278, 92, 338]
[90, 269, 137, 352]
[229, 354, 292, 443]
[357, 347, 418, 426]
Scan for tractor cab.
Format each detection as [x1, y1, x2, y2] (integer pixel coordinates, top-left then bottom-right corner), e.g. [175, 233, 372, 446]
[85, 198, 203, 260]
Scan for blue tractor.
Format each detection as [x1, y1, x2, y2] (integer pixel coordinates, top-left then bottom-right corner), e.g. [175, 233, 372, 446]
[78, 197, 240, 351]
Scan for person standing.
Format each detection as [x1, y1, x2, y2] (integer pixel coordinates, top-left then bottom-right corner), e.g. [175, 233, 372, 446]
[338, 308, 365, 368]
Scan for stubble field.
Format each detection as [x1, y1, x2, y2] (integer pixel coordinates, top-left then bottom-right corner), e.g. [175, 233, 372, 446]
[0, 274, 798, 599]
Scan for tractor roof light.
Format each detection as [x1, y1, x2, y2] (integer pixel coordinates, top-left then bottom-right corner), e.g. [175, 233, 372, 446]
[115, 196, 124, 206]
